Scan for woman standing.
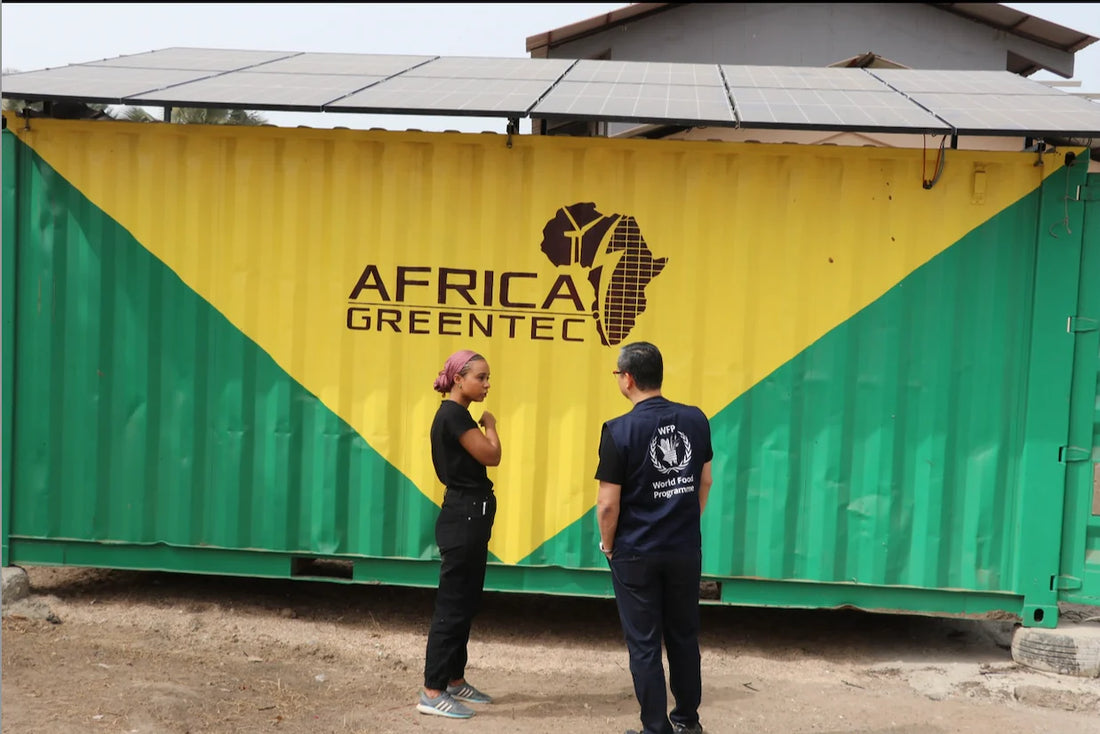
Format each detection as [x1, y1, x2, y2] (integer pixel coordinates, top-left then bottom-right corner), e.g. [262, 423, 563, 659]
[417, 349, 501, 719]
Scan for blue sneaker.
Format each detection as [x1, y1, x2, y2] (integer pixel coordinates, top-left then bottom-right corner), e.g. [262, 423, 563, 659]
[446, 680, 492, 704]
[416, 690, 474, 718]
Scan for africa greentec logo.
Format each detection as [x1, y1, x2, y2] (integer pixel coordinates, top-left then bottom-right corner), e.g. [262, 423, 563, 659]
[539, 203, 667, 346]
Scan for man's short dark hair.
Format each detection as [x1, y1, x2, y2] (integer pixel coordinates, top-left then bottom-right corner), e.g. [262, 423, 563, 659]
[617, 342, 663, 391]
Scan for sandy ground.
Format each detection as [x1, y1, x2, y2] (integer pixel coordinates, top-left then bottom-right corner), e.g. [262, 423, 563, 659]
[2, 565, 1099, 734]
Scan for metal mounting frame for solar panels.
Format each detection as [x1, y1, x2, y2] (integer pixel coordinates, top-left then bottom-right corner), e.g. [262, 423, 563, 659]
[3, 47, 1100, 139]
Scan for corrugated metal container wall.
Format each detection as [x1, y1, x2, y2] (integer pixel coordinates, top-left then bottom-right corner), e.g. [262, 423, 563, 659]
[2, 114, 1095, 626]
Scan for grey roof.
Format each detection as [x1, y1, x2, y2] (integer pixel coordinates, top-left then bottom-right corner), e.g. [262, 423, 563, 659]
[4, 48, 1100, 138]
[526, 3, 1100, 78]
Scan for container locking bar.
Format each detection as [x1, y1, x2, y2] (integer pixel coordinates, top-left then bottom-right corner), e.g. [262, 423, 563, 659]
[1051, 575, 1083, 591]
[1067, 316, 1098, 333]
[1074, 184, 1100, 202]
[1058, 446, 1090, 463]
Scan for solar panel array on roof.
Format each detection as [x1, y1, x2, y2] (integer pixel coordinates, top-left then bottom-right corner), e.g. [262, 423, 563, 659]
[405, 56, 575, 81]
[722, 65, 886, 91]
[718, 64, 952, 133]
[566, 59, 723, 86]
[91, 47, 296, 71]
[730, 88, 951, 132]
[3, 65, 208, 100]
[3, 47, 1099, 138]
[868, 68, 1058, 95]
[865, 68, 1100, 137]
[905, 93, 1100, 137]
[136, 72, 386, 110]
[330, 76, 553, 116]
[528, 59, 736, 127]
[534, 80, 737, 126]
[254, 53, 435, 76]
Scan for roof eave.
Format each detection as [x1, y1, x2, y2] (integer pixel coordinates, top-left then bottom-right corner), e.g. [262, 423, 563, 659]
[525, 3, 669, 56]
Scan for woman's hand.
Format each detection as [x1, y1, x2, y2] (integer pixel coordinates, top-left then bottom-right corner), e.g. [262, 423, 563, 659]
[460, 412, 501, 466]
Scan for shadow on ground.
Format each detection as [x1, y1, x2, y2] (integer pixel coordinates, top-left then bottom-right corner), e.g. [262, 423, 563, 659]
[24, 565, 1015, 668]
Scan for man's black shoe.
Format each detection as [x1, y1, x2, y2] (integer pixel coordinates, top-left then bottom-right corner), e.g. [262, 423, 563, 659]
[673, 724, 704, 734]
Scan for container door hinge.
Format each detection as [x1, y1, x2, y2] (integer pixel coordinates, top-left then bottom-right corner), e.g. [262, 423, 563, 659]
[1066, 316, 1098, 333]
[1058, 446, 1090, 463]
[1051, 575, 1083, 591]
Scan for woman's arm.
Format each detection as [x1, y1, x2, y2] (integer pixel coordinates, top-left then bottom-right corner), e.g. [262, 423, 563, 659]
[458, 411, 501, 466]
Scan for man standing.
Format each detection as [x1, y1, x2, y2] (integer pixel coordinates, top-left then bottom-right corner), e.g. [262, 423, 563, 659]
[596, 341, 713, 734]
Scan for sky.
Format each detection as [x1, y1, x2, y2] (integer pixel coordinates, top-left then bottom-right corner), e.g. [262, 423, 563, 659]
[2, 2, 1098, 134]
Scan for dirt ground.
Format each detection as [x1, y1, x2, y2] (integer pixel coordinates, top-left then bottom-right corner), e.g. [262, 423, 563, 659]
[2, 566, 1099, 734]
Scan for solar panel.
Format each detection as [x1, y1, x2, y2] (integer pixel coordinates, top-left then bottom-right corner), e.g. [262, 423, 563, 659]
[130, 71, 386, 110]
[89, 47, 297, 72]
[531, 80, 736, 126]
[731, 88, 950, 132]
[3, 48, 1098, 137]
[406, 56, 575, 81]
[722, 65, 887, 91]
[0, 65, 210, 103]
[248, 53, 436, 76]
[905, 92, 1100, 136]
[327, 75, 554, 116]
[868, 69, 1059, 95]
[563, 60, 723, 86]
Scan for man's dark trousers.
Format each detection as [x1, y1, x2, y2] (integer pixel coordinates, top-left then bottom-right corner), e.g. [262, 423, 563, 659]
[609, 549, 702, 734]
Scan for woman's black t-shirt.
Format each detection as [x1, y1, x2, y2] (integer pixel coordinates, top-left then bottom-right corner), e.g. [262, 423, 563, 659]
[430, 400, 493, 494]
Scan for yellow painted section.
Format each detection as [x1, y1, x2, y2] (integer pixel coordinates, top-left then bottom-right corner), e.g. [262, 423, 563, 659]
[9, 115, 1067, 563]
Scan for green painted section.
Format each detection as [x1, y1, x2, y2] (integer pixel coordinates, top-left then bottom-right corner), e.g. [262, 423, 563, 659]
[7, 537, 1019, 616]
[1059, 168, 1100, 608]
[4, 133, 445, 562]
[714, 577, 1020, 618]
[2, 127, 18, 566]
[1014, 158, 1091, 626]
[706, 185, 1042, 596]
[516, 505, 606, 568]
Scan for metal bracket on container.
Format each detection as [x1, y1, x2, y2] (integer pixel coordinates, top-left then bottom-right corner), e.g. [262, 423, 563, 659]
[1051, 574, 1083, 591]
[1067, 316, 1098, 333]
[1074, 184, 1100, 202]
[506, 117, 519, 149]
[1058, 446, 1091, 463]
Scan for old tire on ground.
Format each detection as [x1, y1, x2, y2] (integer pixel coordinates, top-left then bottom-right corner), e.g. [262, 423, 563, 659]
[1011, 624, 1100, 678]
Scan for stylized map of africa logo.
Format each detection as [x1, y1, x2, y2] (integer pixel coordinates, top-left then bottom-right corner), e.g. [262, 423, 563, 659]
[539, 203, 668, 346]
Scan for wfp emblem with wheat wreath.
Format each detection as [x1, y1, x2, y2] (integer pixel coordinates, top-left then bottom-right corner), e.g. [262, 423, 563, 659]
[649, 430, 693, 475]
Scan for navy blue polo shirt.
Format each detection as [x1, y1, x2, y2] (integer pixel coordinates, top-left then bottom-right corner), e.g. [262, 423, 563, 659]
[595, 396, 713, 554]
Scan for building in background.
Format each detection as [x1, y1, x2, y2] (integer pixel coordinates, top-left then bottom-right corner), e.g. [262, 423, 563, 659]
[527, 2, 1099, 155]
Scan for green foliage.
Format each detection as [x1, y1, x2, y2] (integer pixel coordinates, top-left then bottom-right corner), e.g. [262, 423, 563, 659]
[167, 107, 268, 125]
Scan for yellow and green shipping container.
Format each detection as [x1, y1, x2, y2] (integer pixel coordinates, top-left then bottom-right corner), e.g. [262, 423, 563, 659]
[2, 112, 1097, 627]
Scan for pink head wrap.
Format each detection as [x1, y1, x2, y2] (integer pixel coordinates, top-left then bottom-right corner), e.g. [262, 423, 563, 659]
[433, 349, 481, 393]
